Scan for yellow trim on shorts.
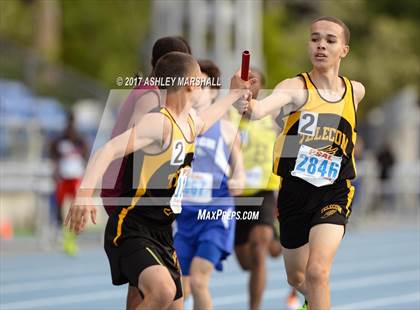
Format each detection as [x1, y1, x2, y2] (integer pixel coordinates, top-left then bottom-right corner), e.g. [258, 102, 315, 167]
[345, 180, 355, 217]
[146, 247, 164, 266]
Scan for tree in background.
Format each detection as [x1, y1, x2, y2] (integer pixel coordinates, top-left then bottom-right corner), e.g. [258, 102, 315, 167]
[61, 0, 151, 86]
[0, 0, 151, 87]
[1, 0, 418, 111]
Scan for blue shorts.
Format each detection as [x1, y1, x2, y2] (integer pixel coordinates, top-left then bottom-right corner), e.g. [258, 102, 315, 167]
[174, 238, 223, 276]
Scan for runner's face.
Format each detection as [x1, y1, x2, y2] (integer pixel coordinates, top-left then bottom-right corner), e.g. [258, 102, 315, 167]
[308, 21, 349, 70]
[193, 72, 213, 110]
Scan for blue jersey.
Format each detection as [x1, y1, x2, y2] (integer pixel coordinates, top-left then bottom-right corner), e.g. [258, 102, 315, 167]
[183, 120, 234, 209]
[175, 120, 235, 269]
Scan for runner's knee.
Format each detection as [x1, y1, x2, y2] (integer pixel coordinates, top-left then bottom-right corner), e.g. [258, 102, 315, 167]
[147, 284, 175, 307]
[235, 246, 251, 270]
[249, 235, 271, 266]
[250, 226, 273, 246]
[250, 244, 267, 266]
[140, 274, 176, 306]
[190, 267, 211, 293]
[287, 271, 305, 288]
[306, 261, 329, 286]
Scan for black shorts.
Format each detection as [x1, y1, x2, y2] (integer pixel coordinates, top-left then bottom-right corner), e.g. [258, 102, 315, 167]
[234, 190, 276, 246]
[104, 209, 183, 300]
[277, 177, 354, 249]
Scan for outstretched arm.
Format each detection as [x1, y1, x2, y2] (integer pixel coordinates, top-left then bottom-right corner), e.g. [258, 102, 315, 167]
[244, 77, 304, 120]
[194, 71, 253, 135]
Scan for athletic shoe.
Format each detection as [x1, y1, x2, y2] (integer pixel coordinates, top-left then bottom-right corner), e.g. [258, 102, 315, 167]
[296, 299, 308, 310]
[63, 228, 78, 256]
[286, 291, 299, 310]
[286, 290, 300, 309]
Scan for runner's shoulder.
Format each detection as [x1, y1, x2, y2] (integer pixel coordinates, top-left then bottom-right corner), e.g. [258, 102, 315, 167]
[138, 111, 172, 139]
[274, 76, 305, 91]
[350, 80, 365, 105]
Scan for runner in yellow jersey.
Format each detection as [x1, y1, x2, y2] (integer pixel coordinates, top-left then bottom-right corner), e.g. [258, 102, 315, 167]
[232, 69, 298, 310]
[239, 17, 365, 309]
[65, 52, 251, 310]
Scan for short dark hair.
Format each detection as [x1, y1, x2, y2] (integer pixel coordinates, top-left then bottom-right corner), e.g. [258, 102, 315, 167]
[154, 52, 197, 91]
[198, 59, 220, 89]
[151, 36, 191, 67]
[312, 16, 350, 44]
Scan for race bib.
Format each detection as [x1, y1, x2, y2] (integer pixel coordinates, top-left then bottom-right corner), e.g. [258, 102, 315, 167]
[222, 207, 233, 229]
[183, 172, 213, 203]
[245, 166, 263, 188]
[170, 168, 190, 214]
[291, 145, 342, 187]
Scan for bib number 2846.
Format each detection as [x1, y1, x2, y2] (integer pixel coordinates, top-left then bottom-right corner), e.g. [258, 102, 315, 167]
[291, 145, 342, 187]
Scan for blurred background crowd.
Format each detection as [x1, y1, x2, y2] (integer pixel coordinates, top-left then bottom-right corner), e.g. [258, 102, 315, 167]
[0, 0, 418, 250]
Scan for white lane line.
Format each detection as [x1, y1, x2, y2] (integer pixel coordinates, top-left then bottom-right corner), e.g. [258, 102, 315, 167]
[0, 256, 418, 296]
[1, 290, 125, 310]
[211, 255, 419, 288]
[0, 276, 108, 294]
[1, 237, 417, 282]
[0, 270, 418, 308]
[1, 265, 106, 283]
[212, 270, 419, 306]
[335, 292, 420, 310]
[1, 256, 418, 294]
[331, 270, 419, 290]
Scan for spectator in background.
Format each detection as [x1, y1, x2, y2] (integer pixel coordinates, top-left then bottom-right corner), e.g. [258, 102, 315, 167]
[376, 142, 395, 209]
[50, 112, 87, 255]
[352, 136, 365, 209]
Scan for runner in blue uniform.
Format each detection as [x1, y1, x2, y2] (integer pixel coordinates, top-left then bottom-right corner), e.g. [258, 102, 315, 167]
[174, 59, 245, 309]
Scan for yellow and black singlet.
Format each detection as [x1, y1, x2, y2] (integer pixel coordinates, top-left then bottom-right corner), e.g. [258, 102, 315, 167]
[113, 107, 195, 244]
[273, 72, 357, 184]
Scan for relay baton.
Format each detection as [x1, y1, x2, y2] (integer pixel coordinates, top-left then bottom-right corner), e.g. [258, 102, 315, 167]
[241, 50, 250, 81]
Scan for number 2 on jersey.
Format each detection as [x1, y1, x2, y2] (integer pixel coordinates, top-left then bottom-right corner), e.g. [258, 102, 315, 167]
[171, 140, 185, 165]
